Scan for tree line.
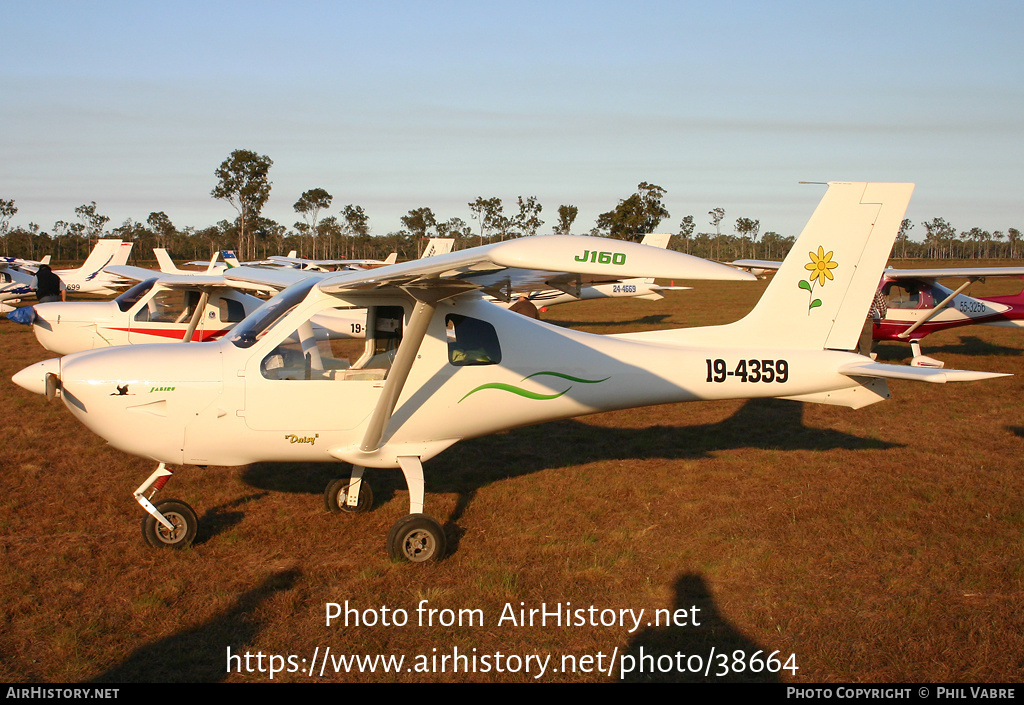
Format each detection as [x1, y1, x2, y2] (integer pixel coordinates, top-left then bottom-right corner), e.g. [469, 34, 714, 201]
[1, 149, 1020, 265]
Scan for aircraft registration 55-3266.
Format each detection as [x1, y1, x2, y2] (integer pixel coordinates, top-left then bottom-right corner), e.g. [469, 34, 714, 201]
[12, 182, 1010, 564]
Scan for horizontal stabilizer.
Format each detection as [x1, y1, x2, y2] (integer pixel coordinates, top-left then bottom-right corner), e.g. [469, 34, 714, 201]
[839, 360, 1010, 384]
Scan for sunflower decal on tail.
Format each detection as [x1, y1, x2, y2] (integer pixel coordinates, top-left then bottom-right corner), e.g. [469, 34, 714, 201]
[799, 246, 838, 314]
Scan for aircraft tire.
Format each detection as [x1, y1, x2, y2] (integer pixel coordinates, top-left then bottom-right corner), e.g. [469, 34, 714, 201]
[324, 478, 373, 514]
[141, 499, 198, 549]
[386, 514, 446, 563]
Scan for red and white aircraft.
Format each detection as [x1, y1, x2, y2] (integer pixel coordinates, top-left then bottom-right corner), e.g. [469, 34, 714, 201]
[12, 182, 1010, 563]
[732, 259, 1024, 367]
[11, 243, 456, 355]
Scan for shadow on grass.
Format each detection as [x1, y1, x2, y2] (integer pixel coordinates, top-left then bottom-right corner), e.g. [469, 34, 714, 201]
[927, 335, 1023, 358]
[543, 313, 673, 330]
[239, 398, 897, 558]
[874, 335, 1022, 364]
[90, 569, 300, 683]
[194, 492, 269, 546]
[623, 573, 781, 683]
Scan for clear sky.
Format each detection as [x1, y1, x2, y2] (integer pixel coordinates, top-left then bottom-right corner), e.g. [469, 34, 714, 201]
[1, 0, 1021, 242]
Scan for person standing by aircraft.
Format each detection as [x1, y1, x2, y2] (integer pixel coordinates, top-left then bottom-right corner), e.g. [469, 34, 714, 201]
[858, 286, 887, 357]
[34, 264, 66, 303]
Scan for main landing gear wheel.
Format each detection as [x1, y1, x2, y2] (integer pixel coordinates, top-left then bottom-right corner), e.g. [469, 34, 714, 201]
[386, 514, 446, 563]
[141, 499, 198, 549]
[324, 478, 373, 514]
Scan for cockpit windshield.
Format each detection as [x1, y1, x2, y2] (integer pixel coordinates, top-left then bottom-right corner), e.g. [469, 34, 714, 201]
[229, 277, 320, 348]
[115, 279, 157, 312]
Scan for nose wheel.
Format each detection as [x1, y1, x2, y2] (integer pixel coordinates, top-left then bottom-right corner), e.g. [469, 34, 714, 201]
[134, 463, 198, 550]
[141, 499, 198, 549]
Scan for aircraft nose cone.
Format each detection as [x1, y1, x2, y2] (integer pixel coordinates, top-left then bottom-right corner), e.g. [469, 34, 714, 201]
[12, 358, 60, 396]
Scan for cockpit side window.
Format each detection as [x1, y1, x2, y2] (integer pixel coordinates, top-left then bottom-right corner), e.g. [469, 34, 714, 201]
[219, 297, 246, 323]
[135, 289, 199, 323]
[885, 283, 921, 309]
[259, 304, 405, 382]
[446, 314, 501, 366]
[116, 279, 156, 312]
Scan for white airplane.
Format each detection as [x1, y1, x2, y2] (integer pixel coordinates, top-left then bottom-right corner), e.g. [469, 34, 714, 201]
[13, 183, 1009, 564]
[0, 262, 36, 312]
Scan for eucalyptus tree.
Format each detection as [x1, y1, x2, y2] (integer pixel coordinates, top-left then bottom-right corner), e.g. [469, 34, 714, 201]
[553, 204, 578, 234]
[211, 149, 273, 260]
[594, 182, 669, 241]
[708, 207, 725, 260]
[468, 196, 502, 244]
[677, 215, 695, 254]
[0, 198, 16, 257]
[735, 217, 760, 259]
[147, 211, 176, 250]
[294, 188, 333, 259]
[896, 219, 913, 259]
[512, 195, 543, 237]
[75, 202, 109, 260]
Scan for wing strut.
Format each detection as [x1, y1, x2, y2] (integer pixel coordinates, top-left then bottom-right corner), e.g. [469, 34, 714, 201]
[358, 288, 457, 453]
[896, 280, 973, 339]
[180, 290, 210, 343]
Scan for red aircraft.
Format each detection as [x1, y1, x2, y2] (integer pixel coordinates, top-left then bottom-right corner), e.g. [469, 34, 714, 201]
[733, 260, 1024, 367]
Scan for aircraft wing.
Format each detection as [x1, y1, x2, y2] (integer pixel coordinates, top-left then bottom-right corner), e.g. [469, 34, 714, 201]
[729, 258, 783, 271]
[318, 235, 755, 297]
[223, 265, 343, 292]
[884, 267, 1024, 280]
[105, 265, 282, 293]
[267, 255, 388, 268]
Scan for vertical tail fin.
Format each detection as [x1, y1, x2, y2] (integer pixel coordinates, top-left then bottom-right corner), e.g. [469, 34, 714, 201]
[726, 182, 914, 350]
[154, 248, 185, 274]
[111, 241, 133, 266]
[71, 239, 123, 278]
[421, 238, 454, 258]
[639, 233, 672, 249]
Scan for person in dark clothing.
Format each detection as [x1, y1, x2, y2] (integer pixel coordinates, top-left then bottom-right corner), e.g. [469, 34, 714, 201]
[34, 264, 66, 303]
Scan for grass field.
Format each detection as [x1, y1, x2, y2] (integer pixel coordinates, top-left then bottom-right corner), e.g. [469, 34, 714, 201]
[1, 268, 1022, 683]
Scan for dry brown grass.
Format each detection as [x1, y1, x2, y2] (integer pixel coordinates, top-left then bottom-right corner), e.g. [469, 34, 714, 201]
[1, 264, 1023, 683]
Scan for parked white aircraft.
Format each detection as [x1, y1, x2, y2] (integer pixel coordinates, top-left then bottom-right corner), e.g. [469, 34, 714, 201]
[0, 263, 36, 312]
[48, 239, 133, 295]
[13, 183, 1009, 563]
[1, 240, 131, 310]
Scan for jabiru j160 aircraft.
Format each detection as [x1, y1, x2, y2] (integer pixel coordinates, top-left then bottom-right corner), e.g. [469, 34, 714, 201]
[731, 259, 1024, 368]
[12, 182, 1010, 563]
